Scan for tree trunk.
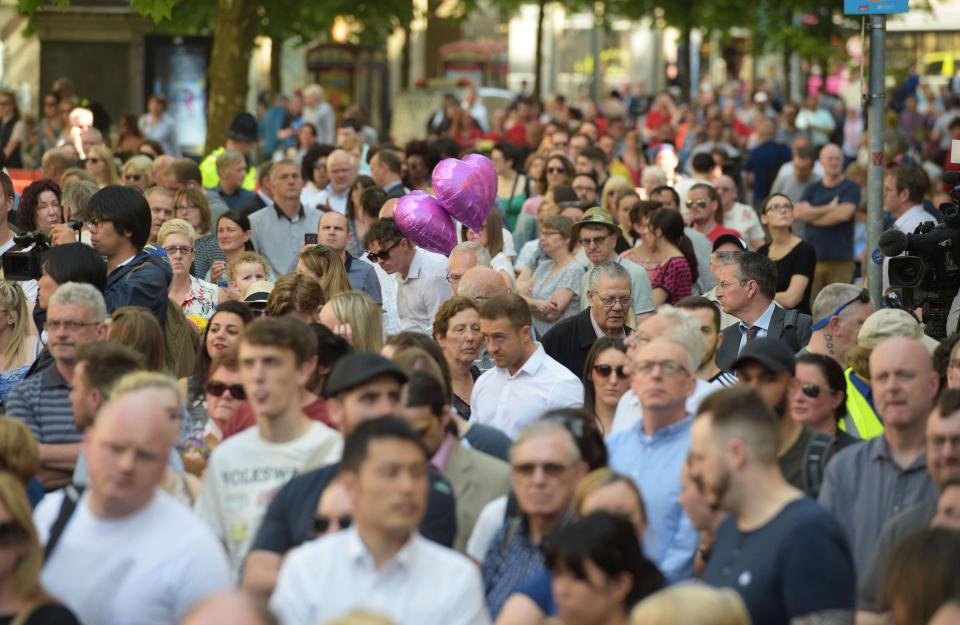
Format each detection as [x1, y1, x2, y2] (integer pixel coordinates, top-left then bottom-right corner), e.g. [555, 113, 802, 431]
[270, 37, 283, 97]
[401, 23, 411, 90]
[204, 0, 259, 155]
[679, 21, 692, 101]
[533, 0, 546, 103]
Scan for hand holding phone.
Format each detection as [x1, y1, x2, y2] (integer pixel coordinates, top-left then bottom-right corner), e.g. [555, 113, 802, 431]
[304, 233, 318, 246]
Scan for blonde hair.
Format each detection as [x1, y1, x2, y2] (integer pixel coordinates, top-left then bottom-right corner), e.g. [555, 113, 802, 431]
[0, 472, 45, 601]
[157, 217, 197, 246]
[122, 154, 154, 187]
[297, 246, 352, 299]
[602, 176, 634, 213]
[111, 370, 186, 410]
[328, 291, 383, 353]
[0, 417, 39, 484]
[59, 167, 96, 188]
[89, 144, 120, 187]
[630, 583, 751, 625]
[574, 467, 646, 521]
[267, 273, 325, 319]
[228, 251, 269, 282]
[108, 306, 167, 372]
[173, 187, 212, 235]
[0, 282, 32, 370]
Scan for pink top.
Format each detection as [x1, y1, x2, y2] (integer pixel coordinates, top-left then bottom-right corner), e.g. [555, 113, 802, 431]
[650, 256, 693, 305]
[431, 433, 457, 472]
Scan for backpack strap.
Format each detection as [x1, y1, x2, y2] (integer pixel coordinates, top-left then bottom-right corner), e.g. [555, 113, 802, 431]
[782, 308, 801, 353]
[802, 431, 835, 499]
[44, 484, 84, 561]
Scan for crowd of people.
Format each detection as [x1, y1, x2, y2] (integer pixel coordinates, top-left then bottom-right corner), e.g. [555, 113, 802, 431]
[0, 73, 955, 625]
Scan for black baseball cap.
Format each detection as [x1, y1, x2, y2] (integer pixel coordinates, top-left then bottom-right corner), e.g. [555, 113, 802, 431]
[731, 337, 796, 375]
[712, 233, 747, 253]
[323, 353, 408, 398]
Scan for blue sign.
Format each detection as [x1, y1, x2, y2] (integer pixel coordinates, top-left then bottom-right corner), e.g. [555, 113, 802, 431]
[843, 0, 909, 15]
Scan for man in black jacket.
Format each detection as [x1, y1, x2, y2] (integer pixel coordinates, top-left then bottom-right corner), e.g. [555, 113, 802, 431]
[87, 185, 172, 327]
[543, 261, 632, 377]
[715, 251, 812, 371]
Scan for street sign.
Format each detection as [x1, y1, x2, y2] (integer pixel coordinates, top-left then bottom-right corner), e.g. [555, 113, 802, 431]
[843, 0, 909, 15]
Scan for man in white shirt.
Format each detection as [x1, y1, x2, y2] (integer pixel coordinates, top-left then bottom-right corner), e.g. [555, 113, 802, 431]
[365, 218, 452, 334]
[35, 384, 231, 625]
[195, 318, 342, 576]
[471, 293, 583, 439]
[882, 165, 938, 292]
[611, 305, 713, 434]
[316, 149, 355, 215]
[714, 175, 766, 250]
[796, 95, 837, 149]
[270, 417, 490, 625]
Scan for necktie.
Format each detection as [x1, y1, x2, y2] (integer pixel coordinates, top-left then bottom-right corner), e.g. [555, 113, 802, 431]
[745, 326, 760, 342]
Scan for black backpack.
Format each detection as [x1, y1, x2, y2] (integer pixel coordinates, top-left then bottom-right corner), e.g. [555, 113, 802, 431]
[44, 484, 83, 561]
[802, 431, 835, 499]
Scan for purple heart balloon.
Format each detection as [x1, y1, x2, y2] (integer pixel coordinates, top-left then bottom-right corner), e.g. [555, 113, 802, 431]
[394, 191, 458, 255]
[432, 156, 497, 232]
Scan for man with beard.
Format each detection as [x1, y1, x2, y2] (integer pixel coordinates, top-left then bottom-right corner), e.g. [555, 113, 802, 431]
[732, 337, 840, 498]
[690, 386, 856, 625]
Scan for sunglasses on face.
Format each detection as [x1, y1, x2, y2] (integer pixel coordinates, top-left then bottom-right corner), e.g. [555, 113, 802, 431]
[798, 383, 825, 399]
[594, 364, 630, 380]
[512, 462, 570, 477]
[686, 199, 709, 209]
[205, 380, 246, 400]
[368, 240, 400, 262]
[314, 515, 352, 534]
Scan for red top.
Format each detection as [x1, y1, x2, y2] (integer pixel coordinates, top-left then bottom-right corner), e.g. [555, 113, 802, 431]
[650, 256, 693, 305]
[706, 224, 744, 243]
[221, 397, 334, 439]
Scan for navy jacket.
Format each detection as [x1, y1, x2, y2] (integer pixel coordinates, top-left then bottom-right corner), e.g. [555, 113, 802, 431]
[542, 308, 632, 378]
[104, 251, 172, 327]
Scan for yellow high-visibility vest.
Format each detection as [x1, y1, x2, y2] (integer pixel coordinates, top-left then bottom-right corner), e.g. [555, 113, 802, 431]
[841, 368, 884, 440]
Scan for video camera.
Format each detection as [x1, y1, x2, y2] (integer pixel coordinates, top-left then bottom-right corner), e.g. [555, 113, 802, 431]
[1, 221, 83, 282]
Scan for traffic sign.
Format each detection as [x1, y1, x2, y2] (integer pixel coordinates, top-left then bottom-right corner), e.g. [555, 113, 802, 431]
[843, 0, 908, 15]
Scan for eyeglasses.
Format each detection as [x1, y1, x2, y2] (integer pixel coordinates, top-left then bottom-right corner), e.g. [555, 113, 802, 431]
[546, 167, 566, 174]
[164, 246, 194, 256]
[633, 359, 689, 376]
[205, 380, 246, 400]
[810, 288, 871, 332]
[540, 230, 564, 238]
[177, 205, 199, 214]
[86, 218, 111, 230]
[594, 364, 630, 379]
[314, 515, 352, 534]
[446, 272, 463, 284]
[247, 306, 268, 318]
[798, 383, 824, 399]
[686, 199, 709, 209]
[368, 240, 400, 262]
[716, 279, 748, 290]
[928, 435, 960, 449]
[512, 462, 571, 478]
[0, 522, 24, 547]
[579, 234, 611, 248]
[46, 319, 98, 332]
[764, 203, 793, 214]
[598, 296, 631, 309]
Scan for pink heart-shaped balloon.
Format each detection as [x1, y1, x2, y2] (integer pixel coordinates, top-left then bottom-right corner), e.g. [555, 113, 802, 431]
[432, 156, 497, 232]
[394, 191, 458, 255]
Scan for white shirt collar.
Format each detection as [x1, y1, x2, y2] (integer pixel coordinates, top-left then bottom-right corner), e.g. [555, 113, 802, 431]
[115, 254, 137, 269]
[403, 248, 425, 282]
[894, 204, 929, 230]
[503, 343, 546, 379]
[345, 525, 418, 571]
[741, 300, 777, 332]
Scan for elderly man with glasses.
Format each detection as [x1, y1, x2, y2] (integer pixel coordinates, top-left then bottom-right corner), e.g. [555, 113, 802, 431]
[572, 207, 654, 324]
[607, 336, 699, 583]
[714, 251, 813, 372]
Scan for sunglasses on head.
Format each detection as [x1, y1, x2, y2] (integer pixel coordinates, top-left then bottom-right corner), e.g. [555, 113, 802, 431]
[593, 364, 630, 380]
[314, 515, 352, 534]
[205, 380, 246, 400]
[810, 288, 871, 332]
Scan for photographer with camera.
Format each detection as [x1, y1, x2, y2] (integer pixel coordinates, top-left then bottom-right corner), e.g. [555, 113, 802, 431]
[86, 185, 172, 327]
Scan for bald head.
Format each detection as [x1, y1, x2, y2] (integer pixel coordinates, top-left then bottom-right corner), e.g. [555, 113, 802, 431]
[820, 143, 844, 177]
[380, 198, 398, 219]
[870, 337, 938, 431]
[180, 592, 277, 625]
[86, 390, 177, 517]
[459, 266, 509, 303]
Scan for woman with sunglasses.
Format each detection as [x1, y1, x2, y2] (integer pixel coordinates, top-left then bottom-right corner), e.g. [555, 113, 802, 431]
[312, 478, 352, 538]
[158, 219, 220, 332]
[791, 353, 858, 450]
[84, 144, 119, 188]
[582, 337, 630, 435]
[120, 154, 153, 192]
[0, 471, 81, 624]
[758, 193, 816, 315]
[516, 154, 575, 246]
[180, 301, 253, 440]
